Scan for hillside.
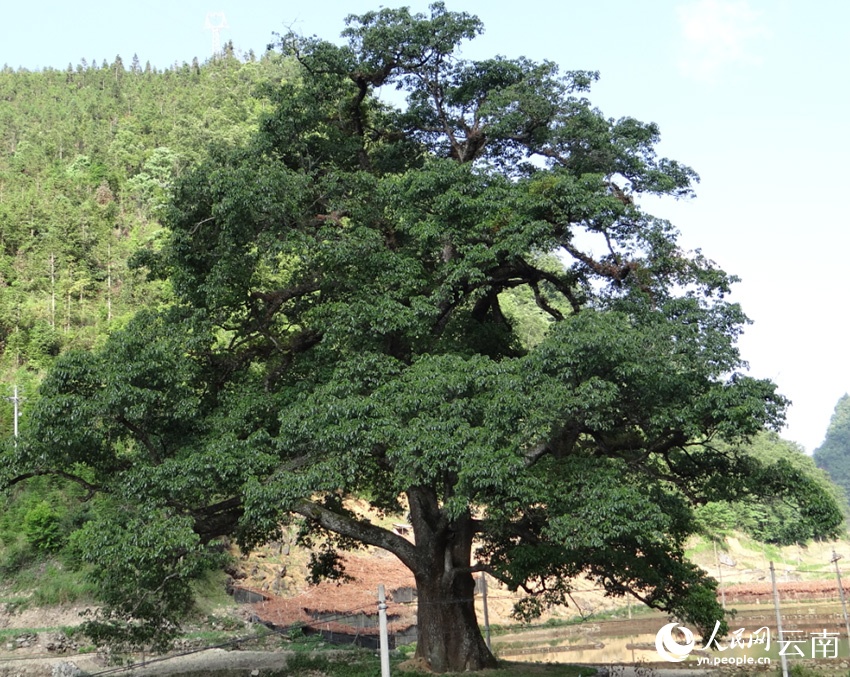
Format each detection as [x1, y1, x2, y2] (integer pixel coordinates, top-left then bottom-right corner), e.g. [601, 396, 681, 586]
[0, 49, 295, 428]
[0, 51, 297, 610]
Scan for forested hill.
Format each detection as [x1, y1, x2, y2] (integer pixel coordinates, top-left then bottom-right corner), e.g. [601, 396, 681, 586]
[0, 49, 293, 430]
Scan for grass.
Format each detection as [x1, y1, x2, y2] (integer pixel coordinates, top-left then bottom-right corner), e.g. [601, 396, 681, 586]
[685, 538, 721, 557]
[393, 663, 590, 677]
[795, 562, 832, 573]
[482, 665, 590, 677]
[1, 557, 96, 606]
[28, 564, 96, 606]
[254, 650, 595, 677]
[0, 626, 56, 640]
[190, 569, 239, 615]
[0, 595, 30, 614]
[269, 652, 378, 677]
[487, 603, 655, 638]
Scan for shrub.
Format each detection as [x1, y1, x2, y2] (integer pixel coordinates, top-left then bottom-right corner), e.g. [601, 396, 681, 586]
[22, 501, 64, 551]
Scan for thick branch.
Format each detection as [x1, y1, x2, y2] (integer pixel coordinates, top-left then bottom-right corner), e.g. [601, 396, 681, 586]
[190, 496, 244, 543]
[524, 441, 551, 467]
[116, 414, 162, 464]
[350, 76, 373, 170]
[294, 498, 419, 572]
[248, 281, 320, 327]
[562, 242, 633, 283]
[524, 425, 581, 467]
[529, 280, 564, 321]
[5, 469, 101, 500]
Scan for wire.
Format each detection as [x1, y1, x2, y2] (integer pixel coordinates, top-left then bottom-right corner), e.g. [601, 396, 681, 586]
[86, 628, 277, 676]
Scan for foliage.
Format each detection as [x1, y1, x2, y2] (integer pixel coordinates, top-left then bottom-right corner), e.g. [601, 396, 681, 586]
[0, 49, 297, 398]
[67, 498, 224, 652]
[22, 500, 64, 551]
[814, 394, 850, 505]
[0, 48, 299, 598]
[0, 473, 90, 577]
[695, 432, 846, 544]
[6, 3, 844, 673]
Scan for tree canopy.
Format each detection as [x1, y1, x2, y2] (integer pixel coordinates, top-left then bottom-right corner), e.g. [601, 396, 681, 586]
[695, 431, 846, 545]
[6, 4, 844, 672]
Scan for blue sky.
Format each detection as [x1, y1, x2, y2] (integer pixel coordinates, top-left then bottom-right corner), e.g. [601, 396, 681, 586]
[2, 1, 848, 452]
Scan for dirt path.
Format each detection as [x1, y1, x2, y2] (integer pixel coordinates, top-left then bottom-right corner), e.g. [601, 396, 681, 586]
[0, 648, 297, 676]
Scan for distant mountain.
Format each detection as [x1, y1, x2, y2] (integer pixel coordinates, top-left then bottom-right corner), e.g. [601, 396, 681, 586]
[814, 394, 850, 505]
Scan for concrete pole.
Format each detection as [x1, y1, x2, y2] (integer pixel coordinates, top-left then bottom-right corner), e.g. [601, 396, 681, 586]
[769, 561, 789, 677]
[831, 551, 850, 643]
[13, 385, 18, 439]
[378, 585, 391, 677]
[714, 541, 726, 609]
[480, 573, 491, 650]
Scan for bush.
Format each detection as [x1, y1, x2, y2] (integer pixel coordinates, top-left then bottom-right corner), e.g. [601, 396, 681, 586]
[22, 501, 65, 552]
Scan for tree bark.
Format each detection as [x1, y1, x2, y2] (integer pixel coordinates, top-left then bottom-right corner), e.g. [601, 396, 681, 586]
[414, 568, 497, 672]
[407, 486, 498, 672]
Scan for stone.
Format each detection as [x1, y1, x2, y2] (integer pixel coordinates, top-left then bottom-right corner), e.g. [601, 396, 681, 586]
[52, 662, 83, 677]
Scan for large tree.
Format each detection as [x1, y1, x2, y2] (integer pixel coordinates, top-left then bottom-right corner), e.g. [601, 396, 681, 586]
[6, 4, 843, 672]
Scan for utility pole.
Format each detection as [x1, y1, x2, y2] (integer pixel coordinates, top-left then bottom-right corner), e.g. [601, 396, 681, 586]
[377, 585, 391, 677]
[107, 243, 112, 323]
[480, 573, 491, 650]
[831, 551, 850, 643]
[714, 541, 726, 609]
[769, 561, 789, 677]
[11, 385, 19, 439]
[49, 253, 56, 328]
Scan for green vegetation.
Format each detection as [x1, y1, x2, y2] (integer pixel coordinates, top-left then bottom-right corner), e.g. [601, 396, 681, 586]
[0, 47, 295, 395]
[0, 474, 98, 605]
[695, 431, 847, 544]
[0, 47, 295, 610]
[814, 394, 850, 506]
[267, 650, 594, 677]
[0, 5, 845, 674]
[396, 660, 591, 677]
[257, 652, 593, 677]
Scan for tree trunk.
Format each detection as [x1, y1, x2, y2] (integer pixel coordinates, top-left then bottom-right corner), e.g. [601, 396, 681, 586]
[294, 491, 499, 672]
[407, 486, 498, 673]
[414, 568, 497, 672]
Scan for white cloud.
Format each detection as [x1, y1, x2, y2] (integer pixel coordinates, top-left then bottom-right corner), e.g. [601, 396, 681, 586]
[676, 0, 770, 81]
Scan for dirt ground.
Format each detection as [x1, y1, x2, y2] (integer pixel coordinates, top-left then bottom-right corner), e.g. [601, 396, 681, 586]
[0, 605, 92, 631]
[0, 648, 304, 676]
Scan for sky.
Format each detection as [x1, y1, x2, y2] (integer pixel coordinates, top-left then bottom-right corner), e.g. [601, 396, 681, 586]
[1, 0, 848, 453]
